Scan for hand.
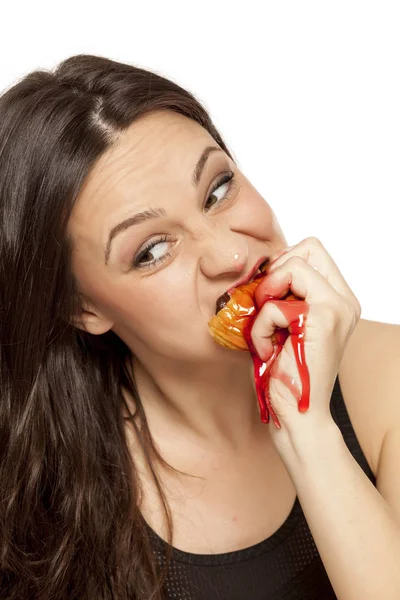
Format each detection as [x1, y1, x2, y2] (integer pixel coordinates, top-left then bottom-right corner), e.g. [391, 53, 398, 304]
[250, 237, 361, 441]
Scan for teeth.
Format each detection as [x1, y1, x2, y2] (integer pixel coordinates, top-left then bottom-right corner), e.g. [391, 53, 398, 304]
[258, 260, 270, 274]
[247, 261, 270, 284]
[215, 292, 231, 314]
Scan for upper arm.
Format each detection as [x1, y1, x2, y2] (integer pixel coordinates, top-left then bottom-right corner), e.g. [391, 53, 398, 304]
[376, 426, 400, 528]
[339, 317, 400, 523]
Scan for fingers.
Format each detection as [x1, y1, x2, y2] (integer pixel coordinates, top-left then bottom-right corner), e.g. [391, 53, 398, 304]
[269, 238, 358, 300]
[264, 237, 361, 320]
[251, 238, 362, 362]
[251, 298, 307, 362]
[255, 254, 340, 307]
[248, 237, 362, 430]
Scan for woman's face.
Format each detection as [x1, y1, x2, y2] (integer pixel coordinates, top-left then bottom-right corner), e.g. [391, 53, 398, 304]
[69, 109, 287, 365]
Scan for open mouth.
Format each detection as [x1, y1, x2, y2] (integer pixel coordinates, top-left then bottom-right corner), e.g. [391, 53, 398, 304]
[240, 258, 271, 287]
[249, 258, 270, 282]
[215, 258, 270, 314]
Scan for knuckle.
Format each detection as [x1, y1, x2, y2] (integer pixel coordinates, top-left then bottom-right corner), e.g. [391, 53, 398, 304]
[306, 236, 323, 249]
[287, 255, 304, 269]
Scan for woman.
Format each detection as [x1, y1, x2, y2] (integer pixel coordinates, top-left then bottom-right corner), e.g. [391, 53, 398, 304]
[0, 54, 399, 600]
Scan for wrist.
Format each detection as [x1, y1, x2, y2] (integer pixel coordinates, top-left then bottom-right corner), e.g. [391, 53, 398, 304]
[271, 412, 344, 470]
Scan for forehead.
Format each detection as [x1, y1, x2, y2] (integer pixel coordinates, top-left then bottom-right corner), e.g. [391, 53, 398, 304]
[79, 109, 213, 201]
[84, 109, 213, 193]
[69, 110, 217, 256]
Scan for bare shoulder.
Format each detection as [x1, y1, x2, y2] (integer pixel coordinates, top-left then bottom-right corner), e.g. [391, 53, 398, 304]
[338, 317, 400, 477]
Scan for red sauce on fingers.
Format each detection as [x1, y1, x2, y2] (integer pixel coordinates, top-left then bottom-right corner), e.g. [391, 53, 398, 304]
[209, 267, 311, 428]
[243, 297, 310, 428]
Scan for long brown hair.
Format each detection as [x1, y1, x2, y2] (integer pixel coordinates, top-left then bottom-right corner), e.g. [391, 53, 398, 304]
[0, 54, 234, 599]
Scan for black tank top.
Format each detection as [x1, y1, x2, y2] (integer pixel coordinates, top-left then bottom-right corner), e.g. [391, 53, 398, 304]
[149, 375, 376, 599]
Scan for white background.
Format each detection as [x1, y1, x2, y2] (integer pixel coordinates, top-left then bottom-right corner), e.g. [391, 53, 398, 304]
[1, 1, 399, 324]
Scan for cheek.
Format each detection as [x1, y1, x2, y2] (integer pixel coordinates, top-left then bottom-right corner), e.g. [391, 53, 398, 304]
[72, 256, 136, 323]
[121, 282, 215, 357]
[111, 283, 195, 335]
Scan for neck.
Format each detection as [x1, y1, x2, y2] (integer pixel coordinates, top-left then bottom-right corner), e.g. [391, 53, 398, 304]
[127, 352, 264, 452]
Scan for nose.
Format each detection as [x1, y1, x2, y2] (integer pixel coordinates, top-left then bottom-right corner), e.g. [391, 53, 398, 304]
[198, 228, 249, 281]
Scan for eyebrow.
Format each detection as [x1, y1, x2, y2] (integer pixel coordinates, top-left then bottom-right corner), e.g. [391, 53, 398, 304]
[104, 144, 224, 264]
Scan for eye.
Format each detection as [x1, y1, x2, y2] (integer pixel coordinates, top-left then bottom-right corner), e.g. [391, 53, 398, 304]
[131, 171, 236, 271]
[132, 235, 173, 270]
[204, 171, 235, 211]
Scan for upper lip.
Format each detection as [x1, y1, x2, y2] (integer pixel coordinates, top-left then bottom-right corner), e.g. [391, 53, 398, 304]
[226, 256, 270, 294]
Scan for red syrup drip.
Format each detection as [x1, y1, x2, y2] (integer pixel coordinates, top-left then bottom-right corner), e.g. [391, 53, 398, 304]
[242, 280, 311, 429]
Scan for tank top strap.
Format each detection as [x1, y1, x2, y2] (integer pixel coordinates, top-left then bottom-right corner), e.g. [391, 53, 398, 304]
[330, 375, 376, 485]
